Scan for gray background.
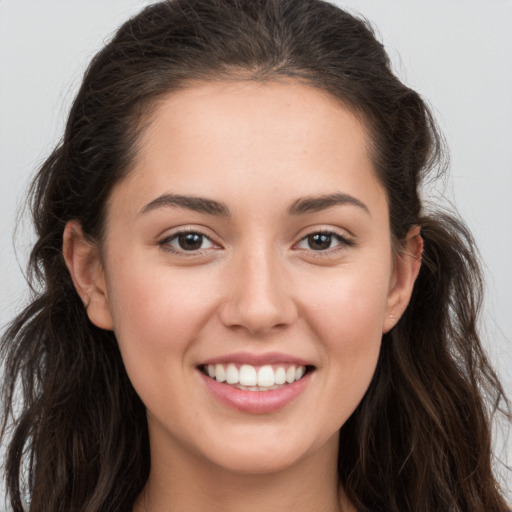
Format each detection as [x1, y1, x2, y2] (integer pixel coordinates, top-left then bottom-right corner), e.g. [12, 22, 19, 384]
[1, 0, 511, 508]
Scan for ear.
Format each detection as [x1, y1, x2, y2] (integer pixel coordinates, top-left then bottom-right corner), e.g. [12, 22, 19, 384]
[62, 220, 114, 330]
[383, 226, 423, 333]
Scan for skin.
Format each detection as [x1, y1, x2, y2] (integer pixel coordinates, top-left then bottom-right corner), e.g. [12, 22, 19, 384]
[64, 81, 422, 512]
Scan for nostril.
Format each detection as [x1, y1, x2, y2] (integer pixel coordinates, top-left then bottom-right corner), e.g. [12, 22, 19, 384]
[218, 303, 297, 335]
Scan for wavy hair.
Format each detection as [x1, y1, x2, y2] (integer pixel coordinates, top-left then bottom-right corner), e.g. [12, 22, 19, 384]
[1, 0, 510, 510]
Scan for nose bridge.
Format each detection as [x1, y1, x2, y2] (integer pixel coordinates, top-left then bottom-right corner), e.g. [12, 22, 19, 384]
[219, 239, 295, 334]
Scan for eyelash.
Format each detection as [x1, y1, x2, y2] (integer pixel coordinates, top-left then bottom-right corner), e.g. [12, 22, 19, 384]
[294, 230, 354, 254]
[158, 229, 219, 255]
[158, 229, 354, 256]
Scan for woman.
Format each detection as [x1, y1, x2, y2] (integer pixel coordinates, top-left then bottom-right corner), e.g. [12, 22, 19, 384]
[1, 0, 510, 510]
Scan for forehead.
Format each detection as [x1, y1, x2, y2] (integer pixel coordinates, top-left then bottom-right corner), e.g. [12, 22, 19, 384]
[136, 80, 369, 167]
[109, 80, 386, 219]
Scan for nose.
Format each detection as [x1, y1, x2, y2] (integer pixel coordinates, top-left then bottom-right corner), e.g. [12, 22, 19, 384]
[218, 246, 297, 335]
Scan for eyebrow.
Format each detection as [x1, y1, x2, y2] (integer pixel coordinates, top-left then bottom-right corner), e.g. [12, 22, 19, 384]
[139, 194, 230, 217]
[139, 191, 369, 218]
[288, 193, 370, 216]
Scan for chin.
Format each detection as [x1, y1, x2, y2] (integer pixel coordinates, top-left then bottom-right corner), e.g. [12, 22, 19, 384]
[199, 427, 338, 476]
[210, 447, 306, 475]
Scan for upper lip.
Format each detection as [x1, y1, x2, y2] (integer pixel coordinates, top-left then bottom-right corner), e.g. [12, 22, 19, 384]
[198, 351, 314, 367]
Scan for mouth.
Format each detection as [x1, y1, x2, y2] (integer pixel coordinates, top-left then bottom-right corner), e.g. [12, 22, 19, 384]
[199, 363, 315, 392]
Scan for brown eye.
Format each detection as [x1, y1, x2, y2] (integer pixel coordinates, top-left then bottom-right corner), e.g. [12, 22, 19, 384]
[307, 233, 333, 251]
[161, 231, 215, 253]
[177, 232, 204, 250]
[295, 231, 353, 253]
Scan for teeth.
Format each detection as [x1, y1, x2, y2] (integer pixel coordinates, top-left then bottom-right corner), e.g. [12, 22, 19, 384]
[275, 367, 286, 385]
[286, 366, 296, 384]
[226, 364, 239, 384]
[257, 365, 274, 387]
[215, 364, 226, 383]
[205, 363, 308, 389]
[239, 364, 257, 386]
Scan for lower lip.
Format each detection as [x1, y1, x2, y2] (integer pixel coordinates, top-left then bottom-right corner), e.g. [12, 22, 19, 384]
[198, 370, 312, 414]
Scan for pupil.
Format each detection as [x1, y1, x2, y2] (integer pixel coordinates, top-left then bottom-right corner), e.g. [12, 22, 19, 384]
[308, 233, 331, 250]
[178, 233, 203, 250]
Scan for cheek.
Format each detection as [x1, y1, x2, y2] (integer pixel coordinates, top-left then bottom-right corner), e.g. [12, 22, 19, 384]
[300, 262, 391, 346]
[105, 261, 220, 358]
[318, 285, 384, 373]
[298, 264, 390, 413]
[103, 262, 223, 420]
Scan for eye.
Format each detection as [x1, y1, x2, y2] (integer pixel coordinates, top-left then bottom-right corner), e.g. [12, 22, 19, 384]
[295, 231, 352, 251]
[160, 231, 216, 253]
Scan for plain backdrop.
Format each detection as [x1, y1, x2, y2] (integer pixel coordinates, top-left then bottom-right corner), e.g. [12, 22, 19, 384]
[1, 0, 511, 508]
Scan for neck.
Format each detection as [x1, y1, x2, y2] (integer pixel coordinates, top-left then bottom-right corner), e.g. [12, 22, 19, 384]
[134, 432, 354, 512]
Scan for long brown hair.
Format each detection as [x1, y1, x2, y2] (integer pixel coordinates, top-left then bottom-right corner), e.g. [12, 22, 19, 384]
[1, 1, 510, 510]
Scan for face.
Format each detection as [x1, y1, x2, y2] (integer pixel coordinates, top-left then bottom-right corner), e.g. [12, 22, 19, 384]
[66, 80, 420, 477]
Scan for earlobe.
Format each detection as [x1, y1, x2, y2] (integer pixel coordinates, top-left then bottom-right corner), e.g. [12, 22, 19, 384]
[62, 221, 114, 330]
[383, 226, 423, 333]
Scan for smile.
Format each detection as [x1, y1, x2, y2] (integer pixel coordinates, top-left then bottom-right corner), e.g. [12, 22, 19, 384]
[201, 363, 309, 391]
